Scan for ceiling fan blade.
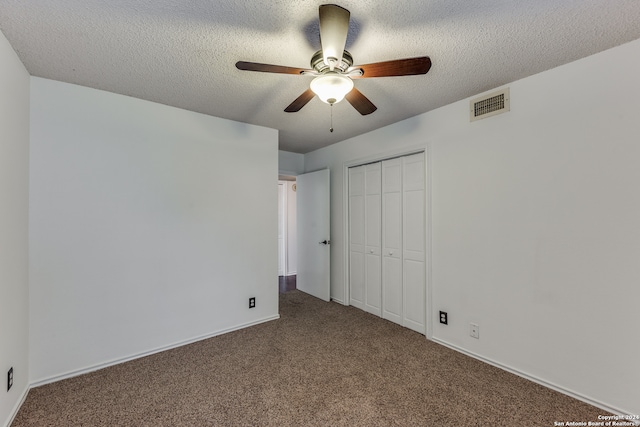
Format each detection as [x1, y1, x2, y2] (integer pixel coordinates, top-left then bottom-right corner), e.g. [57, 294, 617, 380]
[236, 61, 310, 75]
[345, 87, 377, 115]
[351, 57, 432, 78]
[319, 4, 350, 69]
[285, 88, 316, 112]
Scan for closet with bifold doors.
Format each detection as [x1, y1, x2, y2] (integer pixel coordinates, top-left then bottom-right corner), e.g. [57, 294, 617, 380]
[348, 152, 426, 334]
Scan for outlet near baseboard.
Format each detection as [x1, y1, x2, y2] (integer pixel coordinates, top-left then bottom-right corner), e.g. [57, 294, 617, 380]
[7, 367, 13, 391]
[439, 311, 448, 325]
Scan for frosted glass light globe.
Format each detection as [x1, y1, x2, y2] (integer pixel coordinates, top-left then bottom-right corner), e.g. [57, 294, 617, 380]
[310, 72, 354, 104]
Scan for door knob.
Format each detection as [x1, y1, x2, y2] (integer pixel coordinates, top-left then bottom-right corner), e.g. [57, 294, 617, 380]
[319, 240, 331, 245]
[370, 249, 374, 253]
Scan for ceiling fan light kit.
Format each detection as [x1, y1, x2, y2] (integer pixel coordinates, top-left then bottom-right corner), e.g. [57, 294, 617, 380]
[310, 72, 354, 104]
[236, 4, 431, 116]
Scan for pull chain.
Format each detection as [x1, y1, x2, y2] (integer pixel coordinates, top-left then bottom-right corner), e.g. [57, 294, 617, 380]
[330, 103, 334, 133]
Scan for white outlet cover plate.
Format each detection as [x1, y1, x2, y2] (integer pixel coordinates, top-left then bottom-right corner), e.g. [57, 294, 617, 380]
[470, 323, 480, 339]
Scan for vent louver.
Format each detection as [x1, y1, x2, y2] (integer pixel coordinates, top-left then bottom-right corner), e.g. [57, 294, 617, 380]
[470, 88, 510, 121]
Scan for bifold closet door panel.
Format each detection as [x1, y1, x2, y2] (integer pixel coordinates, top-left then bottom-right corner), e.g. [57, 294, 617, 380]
[382, 158, 403, 325]
[348, 165, 366, 310]
[402, 153, 426, 333]
[349, 153, 426, 333]
[364, 163, 382, 315]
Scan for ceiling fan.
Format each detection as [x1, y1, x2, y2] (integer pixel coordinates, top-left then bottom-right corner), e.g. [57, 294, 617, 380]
[236, 4, 432, 116]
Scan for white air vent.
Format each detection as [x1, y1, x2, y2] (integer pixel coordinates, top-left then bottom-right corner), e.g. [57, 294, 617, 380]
[470, 88, 510, 122]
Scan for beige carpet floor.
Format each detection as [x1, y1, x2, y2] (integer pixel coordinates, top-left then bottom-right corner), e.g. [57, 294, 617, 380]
[13, 290, 606, 426]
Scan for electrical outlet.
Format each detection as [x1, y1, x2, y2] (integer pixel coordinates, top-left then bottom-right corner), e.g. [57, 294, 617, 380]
[439, 311, 448, 325]
[470, 323, 479, 339]
[249, 297, 256, 309]
[7, 367, 13, 392]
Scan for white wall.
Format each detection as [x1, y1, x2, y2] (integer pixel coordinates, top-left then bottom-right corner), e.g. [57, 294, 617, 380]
[304, 38, 640, 416]
[278, 150, 304, 176]
[0, 30, 30, 427]
[29, 78, 279, 384]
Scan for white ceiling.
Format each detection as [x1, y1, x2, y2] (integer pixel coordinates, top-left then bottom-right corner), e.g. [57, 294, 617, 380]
[1, 1, 640, 153]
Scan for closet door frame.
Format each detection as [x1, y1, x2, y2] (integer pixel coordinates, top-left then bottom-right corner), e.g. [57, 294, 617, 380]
[342, 145, 432, 339]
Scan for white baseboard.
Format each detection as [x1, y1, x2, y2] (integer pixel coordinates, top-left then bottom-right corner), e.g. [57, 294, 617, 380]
[31, 314, 280, 388]
[430, 337, 638, 422]
[4, 385, 29, 427]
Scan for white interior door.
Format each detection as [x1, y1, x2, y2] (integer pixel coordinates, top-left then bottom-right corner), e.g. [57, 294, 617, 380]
[347, 153, 426, 334]
[348, 166, 366, 310]
[297, 169, 330, 301]
[402, 154, 426, 333]
[382, 158, 403, 324]
[349, 163, 382, 316]
[364, 163, 382, 316]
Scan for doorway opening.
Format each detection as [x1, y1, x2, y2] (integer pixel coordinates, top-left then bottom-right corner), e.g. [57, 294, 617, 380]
[278, 176, 297, 293]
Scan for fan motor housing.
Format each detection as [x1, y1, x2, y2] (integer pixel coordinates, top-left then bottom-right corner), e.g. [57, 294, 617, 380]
[311, 50, 354, 73]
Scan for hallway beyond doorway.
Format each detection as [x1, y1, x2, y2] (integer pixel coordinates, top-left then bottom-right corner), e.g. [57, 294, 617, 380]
[278, 275, 296, 293]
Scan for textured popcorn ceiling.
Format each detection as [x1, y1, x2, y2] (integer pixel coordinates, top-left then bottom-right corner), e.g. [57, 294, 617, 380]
[1, 1, 640, 153]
